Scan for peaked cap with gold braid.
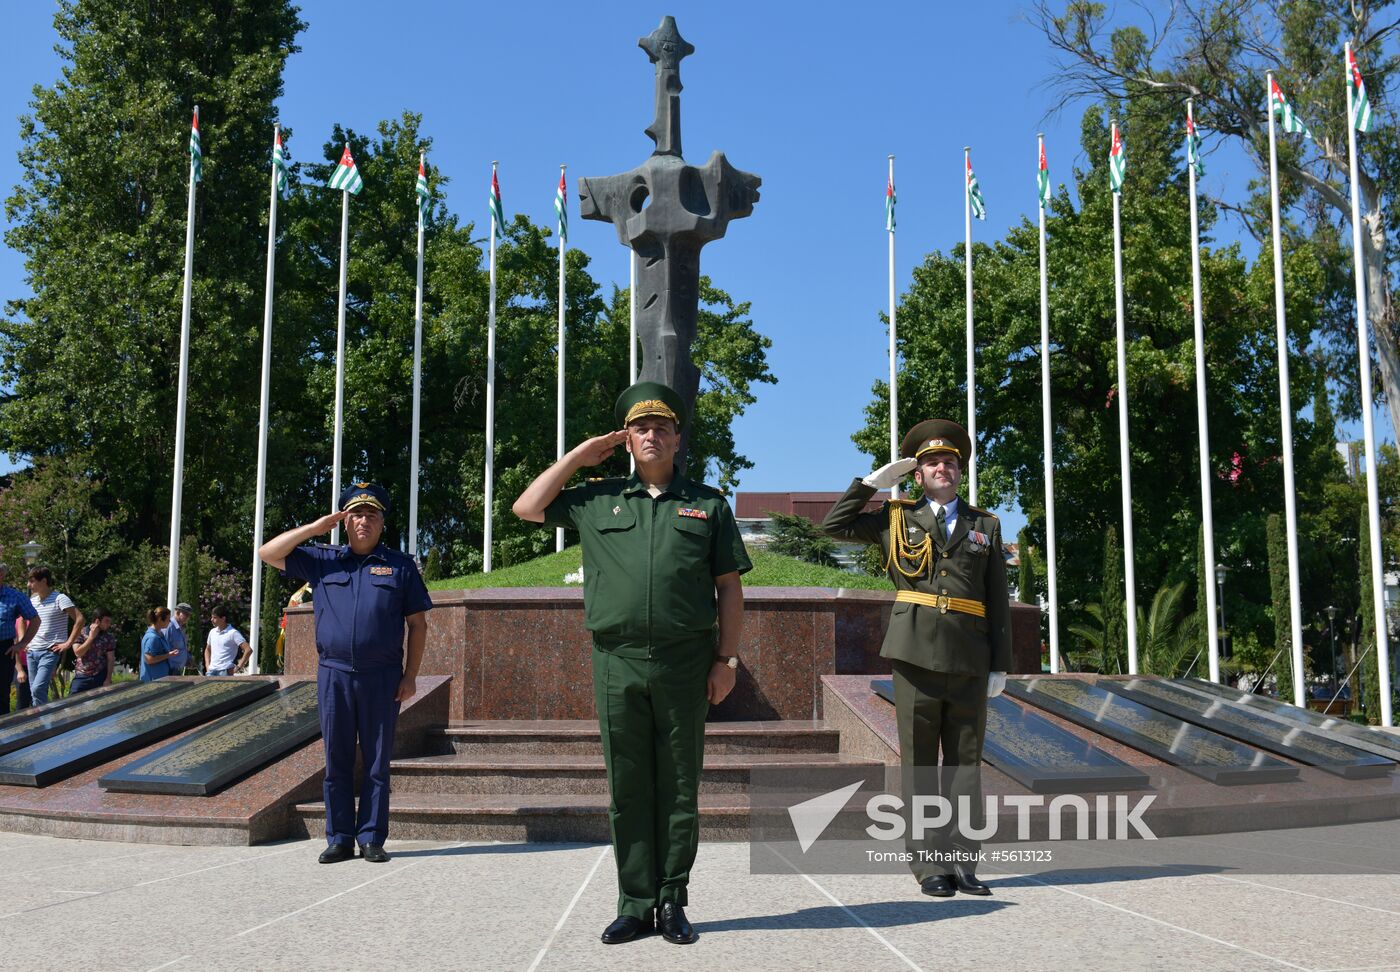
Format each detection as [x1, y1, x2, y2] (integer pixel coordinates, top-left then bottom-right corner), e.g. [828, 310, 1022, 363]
[615, 380, 685, 430]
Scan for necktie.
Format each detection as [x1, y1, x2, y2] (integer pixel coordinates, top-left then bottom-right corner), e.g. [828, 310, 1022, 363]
[935, 507, 947, 543]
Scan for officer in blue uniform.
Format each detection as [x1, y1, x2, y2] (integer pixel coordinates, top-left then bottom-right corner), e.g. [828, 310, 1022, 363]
[260, 482, 433, 863]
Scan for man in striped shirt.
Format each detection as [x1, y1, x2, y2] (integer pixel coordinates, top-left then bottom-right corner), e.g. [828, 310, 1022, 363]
[26, 566, 83, 706]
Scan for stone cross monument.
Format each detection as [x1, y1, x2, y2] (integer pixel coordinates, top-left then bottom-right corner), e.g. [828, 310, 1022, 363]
[579, 16, 761, 467]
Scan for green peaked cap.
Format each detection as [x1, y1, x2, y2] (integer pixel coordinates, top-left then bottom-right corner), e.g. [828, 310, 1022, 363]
[615, 380, 685, 430]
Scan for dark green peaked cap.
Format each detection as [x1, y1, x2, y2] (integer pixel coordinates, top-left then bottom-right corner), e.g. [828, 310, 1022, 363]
[901, 418, 971, 465]
[615, 380, 685, 430]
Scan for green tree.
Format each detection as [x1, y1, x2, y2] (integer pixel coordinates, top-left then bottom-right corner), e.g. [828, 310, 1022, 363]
[1137, 581, 1197, 676]
[1017, 528, 1039, 604]
[1266, 513, 1298, 702]
[766, 511, 839, 568]
[1101, 526, 1126, 673]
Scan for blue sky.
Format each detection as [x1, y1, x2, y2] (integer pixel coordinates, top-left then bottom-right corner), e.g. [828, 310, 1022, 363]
[1, 1, 1389, 540]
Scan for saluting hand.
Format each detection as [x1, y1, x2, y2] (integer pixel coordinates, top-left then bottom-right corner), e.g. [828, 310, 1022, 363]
[572, 430, 628, 467]
[862, 457, 917, 490]
[313, 510, 348, 535]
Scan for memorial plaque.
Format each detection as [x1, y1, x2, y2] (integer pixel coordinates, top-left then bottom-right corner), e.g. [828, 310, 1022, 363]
[1172, 678, 1400, 763]
[0, 682, 185, 757]
[871, 679, 1150, 792]
[1102, 679, 1393, 779]
[99, 682, 320, 796]
[0, 679, 276, 787]
[1004, 677, 1298, 784]
[0, 680, 144, 730]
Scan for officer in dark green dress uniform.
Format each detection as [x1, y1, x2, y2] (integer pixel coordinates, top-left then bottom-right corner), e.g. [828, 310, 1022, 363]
[512, 381, 751, 946]
[823, 419, 1010, 898]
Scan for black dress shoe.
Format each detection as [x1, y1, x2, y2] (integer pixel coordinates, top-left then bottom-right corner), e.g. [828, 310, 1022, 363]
[600, 914, 651, 944]
[952, 866, 991, 895]
[920, 875, 956, 897]
[656, 902, 697, 944]
[359, 843, 389, 863]
[318, 843, 354, 864]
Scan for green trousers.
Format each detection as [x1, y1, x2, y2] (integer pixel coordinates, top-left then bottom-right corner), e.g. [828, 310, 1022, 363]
[592, 643, 711, 920]
[891, 659, 988, 882]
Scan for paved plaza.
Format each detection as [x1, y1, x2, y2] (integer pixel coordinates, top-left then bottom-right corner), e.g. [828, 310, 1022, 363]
[5, 827, 1400, 972]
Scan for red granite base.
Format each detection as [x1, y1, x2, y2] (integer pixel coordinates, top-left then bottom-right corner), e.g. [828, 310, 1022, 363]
[283, 588, 1043, 722]
[0, 675, 450, 845]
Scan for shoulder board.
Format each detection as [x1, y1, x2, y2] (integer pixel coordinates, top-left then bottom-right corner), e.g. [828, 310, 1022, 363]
[308, 542, 341, 550]
[585, 476, 624, 484]
[689, 480, 727, 500]
[965, 505, 997, 519]
[888, 498, 920, 507]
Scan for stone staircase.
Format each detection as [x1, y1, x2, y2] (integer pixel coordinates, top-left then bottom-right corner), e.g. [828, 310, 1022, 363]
[292, 719, 881, 842]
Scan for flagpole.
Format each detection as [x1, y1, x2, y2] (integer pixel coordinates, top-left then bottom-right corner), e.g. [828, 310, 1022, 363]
[1345, 45, 1393, 725]
[887, 155, 899, 499]
[1037, 134, 1060, 673]
[628, 248, 636, 473]
[330, 175, 349, 548]
[166, 105, 198, 610]
[248, 123, 280, 675]
[964, 146, 977, 507]
[409, 152, 426, 563]
[1111, 121, 1140, 674]
[1187, 101, 1222, 684]
[556, 164, 567, 553]
[484, 161, 498, 573]
[1265, 72, 1307, 707]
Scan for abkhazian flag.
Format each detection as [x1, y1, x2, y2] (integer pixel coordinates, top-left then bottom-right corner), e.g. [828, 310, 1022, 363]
[1109, 123, 1126, 193]
[189, 109, 202, 183]
[885, 176, 896, 231]
[1037, 142, 1051, 208]
[1349, 47, 1373, 133]
[966, 157, 986, 220]
[1186, 112, 1203, 178]
[1270, 77, 1313, 139]
[328, 145, 363, 194]
[489, 167, 505, 236]
[416, 159, 430, 220]
[273, 130, 288, 192]
[555, 170, 568, 244]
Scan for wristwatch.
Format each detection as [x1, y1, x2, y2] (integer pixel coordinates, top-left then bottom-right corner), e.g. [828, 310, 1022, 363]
[717, 655, 739, 669]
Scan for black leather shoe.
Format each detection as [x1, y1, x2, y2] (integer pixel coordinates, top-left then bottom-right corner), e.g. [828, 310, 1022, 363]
[920, 875, 956, 897]
[600, 914, 651, 944]
[656, 902, 697, 944]
[318, 843, 354, 864]
[359, 843, 389, 863]
[952, 866, 991, 895]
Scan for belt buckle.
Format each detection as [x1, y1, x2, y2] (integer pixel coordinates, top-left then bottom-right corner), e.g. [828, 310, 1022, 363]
[936, 594, 950, 614]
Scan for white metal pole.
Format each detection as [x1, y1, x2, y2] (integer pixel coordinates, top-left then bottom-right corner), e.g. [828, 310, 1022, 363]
[888, 155, 899, 499]
[330, 181, 349, 548]
[1265, 72, 1307, 707]
[964, 146, 977, 507]
[1111, 121, 1139, 674]
[166, 105, 198, 609]
[628, 248, 636, 473]
[556, 164, 567, 553]
[1037, 134, 1060, 673]
[249, 123, 279, 675]
[409, 152, 425, 562]
[1345, 46, 1393, 725]
[483, 162, 498, 573]
[1188, 102, 1222, 683]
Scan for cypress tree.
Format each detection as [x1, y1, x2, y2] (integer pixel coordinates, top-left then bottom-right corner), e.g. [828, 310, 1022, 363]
[1358, 511, 1380, 721]
[1266, 514, 1295, 702]
[1101, 526, 1126, 673]
[1017, 528, 1038, 604]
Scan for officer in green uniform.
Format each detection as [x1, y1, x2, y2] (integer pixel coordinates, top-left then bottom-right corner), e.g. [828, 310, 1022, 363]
[823, 419, 1010, 898]
[512, 381, 751, 946]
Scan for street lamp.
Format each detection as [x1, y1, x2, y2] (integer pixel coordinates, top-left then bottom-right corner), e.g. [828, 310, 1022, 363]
[1215, 563, 1229, 663]
[1326, 605, 1338, 690]
[19, 541, 42, 566]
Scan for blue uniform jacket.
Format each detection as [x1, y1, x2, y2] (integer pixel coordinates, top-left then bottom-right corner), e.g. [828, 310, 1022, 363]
[282, 543, 434, 672]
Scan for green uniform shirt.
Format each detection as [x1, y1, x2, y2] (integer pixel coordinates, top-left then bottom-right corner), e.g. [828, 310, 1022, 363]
[544, 470, 752, 656]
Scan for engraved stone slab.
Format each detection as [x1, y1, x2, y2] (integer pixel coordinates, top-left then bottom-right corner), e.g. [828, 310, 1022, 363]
[1172, 678, 1400, 763]
[1103, 678, 1394, 779]
[0, 680, 143, 730]
[871, 678, 1150, 792]
[0, 682, 184, 757]
[1004, 677, 1298, 784]
[99, 682, 320, 796]
[0, 679, 276, 787]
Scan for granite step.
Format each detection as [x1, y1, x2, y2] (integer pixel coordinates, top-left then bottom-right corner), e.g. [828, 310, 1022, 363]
[390, 751, 885, 795]
[291, 792, 756, 842]
[427, 719, 842, 756]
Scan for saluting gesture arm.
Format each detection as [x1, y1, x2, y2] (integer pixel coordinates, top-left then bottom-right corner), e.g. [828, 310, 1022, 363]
[512, 430, 628, 523]
[258, 511, 347, 570]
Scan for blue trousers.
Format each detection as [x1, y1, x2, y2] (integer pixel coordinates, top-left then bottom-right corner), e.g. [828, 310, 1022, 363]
[27, 649, 60, 706]
[317, 665, 401, 848]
